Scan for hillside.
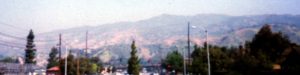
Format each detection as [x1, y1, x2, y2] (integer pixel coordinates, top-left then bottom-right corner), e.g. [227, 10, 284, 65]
[2, 14, 300, 66]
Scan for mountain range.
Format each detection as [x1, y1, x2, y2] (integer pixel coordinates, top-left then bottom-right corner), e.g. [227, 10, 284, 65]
[1, 14, 300, 66]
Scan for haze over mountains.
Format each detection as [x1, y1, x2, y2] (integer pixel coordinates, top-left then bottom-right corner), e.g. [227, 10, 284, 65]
[2, 14, 300, 66]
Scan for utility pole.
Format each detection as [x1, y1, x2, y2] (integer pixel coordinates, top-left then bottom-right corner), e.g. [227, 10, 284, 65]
[85, 31, 88, 58]
[183, 47, 187, 75]
[189, 23, 209, 75]
[187, 22, 191, 64]
[59, 34, 62, 60]
[158, 45, 163, 73]
[77, 51, 80, 75]
[58, 34, 61, 59]
[65, 46, 68, 75]
[58, 34, 63, 74]
[206, 30, 211, 75]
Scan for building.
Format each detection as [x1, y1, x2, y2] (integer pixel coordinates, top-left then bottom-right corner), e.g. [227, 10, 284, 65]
[0, 62, 44, 75]
[46, 66, 61, 75]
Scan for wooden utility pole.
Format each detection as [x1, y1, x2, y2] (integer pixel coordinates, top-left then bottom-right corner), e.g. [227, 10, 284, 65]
[59, 34, 62, 59]
[187, 22, 191, 64]
[58, 34, 63, 75]
[85, 31, 88, 57]
[77, 53, 80, 75]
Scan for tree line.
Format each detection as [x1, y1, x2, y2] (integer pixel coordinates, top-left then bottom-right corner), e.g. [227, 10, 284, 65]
[162, 24, 300, 75]
[46, 40, 140, 75]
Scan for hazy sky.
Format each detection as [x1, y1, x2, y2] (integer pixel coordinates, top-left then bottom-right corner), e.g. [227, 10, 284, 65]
[0, 0, 300, 33]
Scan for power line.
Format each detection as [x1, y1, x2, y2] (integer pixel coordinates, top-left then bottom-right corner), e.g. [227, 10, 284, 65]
[0, 21, 70, 43]
[0, 21, 63, 42]
[0, 40, 25, 46]
[0, 43, 25, 49]
[35, 39, 57, 42]
[0, 21, 29, 31]
[0, 32, 57, 43]
[0, 40, 56, 50]
[0, 32, 26, 40]
[0, 21, 31, 40]
[0, 33, 58, 51]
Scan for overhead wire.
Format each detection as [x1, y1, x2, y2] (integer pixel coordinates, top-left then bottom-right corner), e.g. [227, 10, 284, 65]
[0, 21, 94, 54]
[0, 21, 52, 41]
[0, 43, 25, 49]
[0, 32, 58, 44]
[0, 21, 30, 32]
[0, 39, 25, 45]
[0, 32, 26, 40]
[0, 21, 63, 58]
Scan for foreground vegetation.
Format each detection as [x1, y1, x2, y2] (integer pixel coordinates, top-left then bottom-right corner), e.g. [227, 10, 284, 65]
[162, 24, 300, 75]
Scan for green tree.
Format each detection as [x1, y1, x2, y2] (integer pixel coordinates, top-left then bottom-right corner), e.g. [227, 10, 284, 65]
[191, 45, 207, 75]
[249, 24, 291, 72]
[25, 29, 36, 64]
[90, 63, 98, 73]
[47, 47, 59, 69]
[77, 57, 98, 74]
[60, 52, 98, 75]
[209, 45, 232, 74]
[231, 24, 298, 74]
[191, 44, 232, 75]
[90, 56, 102, 73]
[0, 57, 17, 63]
[250, 24, 290, 62]
[163, 50, 183, 73]
[127, 41, 140, 75]
[232, 51, 271, 75]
